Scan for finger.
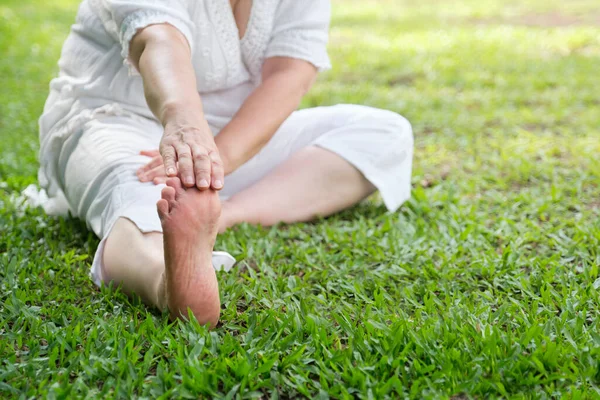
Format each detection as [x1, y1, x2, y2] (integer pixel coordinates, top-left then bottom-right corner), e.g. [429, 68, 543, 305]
[137, 156, 164, 179]
[153, 177, 168, 185]
[190, 144, 211, 190]
[140, 149, 161, 158]
[139, 165, 166, 183]
[175, 144, 195, 187]
[209, 151, 224, 190]
[161, 145, 177, 177]
[143, 164, 167, 181]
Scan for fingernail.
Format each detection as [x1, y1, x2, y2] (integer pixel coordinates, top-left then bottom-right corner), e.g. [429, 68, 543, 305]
[185, 177, 194, 185]
[167, 168, 176, 176]
[213, 180, 223, 188]
[199, 179, 209, 188]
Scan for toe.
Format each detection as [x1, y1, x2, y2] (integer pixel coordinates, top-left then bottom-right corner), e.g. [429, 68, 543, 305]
[157, 199, 169, 220]
[166, 177, 183, 193]
[161, 186, 176, 205]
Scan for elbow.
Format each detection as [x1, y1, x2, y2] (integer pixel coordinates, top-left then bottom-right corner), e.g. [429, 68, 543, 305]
[129, 24, 190, 71]
[262, 58, 318, 97]
[300, 74, 317, 96]
[129, 27, 156, 71]
[286, 71, 317, 98]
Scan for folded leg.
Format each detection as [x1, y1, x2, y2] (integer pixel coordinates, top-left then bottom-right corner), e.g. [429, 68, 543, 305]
[218, 104, 413, 229]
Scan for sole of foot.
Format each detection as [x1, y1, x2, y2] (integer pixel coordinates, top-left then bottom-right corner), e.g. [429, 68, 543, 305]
[157, 177, 222, 327]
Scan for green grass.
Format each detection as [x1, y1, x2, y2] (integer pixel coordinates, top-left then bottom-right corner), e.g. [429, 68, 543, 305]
[1, 0, 600, 398]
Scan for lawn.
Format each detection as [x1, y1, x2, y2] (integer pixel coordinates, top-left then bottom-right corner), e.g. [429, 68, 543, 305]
[1, 0, 599, 398]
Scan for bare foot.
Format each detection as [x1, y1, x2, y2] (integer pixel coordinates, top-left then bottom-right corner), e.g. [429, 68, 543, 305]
[157, 177, 221, 326]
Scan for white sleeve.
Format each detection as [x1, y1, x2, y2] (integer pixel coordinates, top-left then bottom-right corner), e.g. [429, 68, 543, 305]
[265, 0, 332, 71]
[89, 0, 195, 63]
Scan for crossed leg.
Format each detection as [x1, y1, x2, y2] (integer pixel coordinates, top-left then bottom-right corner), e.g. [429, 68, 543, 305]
[220, 146, 375, 231]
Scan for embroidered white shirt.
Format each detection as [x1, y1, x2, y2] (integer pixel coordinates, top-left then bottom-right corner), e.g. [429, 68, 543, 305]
[90, 0, 331, 91]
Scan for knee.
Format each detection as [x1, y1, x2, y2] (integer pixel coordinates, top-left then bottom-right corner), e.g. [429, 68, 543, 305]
[341, 105, 413, 148]
[368, 108, 413, 145]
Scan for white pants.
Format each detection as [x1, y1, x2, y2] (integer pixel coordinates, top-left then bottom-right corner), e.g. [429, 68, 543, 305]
[58, 104, 413, 286]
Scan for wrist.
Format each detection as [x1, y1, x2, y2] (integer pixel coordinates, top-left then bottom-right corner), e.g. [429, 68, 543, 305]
[159, 100, 205, 128]
[216, 144, 235, 176]
[215, 136, 242, 175]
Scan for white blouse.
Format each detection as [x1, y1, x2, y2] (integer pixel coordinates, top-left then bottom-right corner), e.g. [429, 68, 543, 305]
[41, 0, 331, 134]
[90, 0, 331, 91]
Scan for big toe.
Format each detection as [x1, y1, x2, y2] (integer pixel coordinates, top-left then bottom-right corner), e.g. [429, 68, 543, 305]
[157, 198, 169, 219]
[161, 186, 176, 205]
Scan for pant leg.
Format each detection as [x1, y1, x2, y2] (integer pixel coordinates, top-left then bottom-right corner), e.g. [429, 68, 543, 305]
[220, 104, 413, 211]
[60, 115, 164, 239]
[59, 115, 165, 285]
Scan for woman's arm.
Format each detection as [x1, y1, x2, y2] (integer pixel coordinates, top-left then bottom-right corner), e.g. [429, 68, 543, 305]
[130, 24, 224, 190]
[136, 56, 318, 182]
[215, 57, 318, 175]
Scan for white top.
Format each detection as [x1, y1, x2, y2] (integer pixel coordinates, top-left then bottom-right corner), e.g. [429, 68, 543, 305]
[92, 0, 331, 89]
[38, 0, 331, 215]
[45, 0, 331, 115]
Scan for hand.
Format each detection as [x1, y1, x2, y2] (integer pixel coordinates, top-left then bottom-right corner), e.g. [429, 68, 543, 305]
[158, 121, 224, 190]
[137, 150, 168, 184]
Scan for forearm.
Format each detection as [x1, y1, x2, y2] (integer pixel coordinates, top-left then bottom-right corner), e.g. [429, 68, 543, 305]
[130, 24, 223, 189]
[215, 58, 317, 175]
[130, 24, 204, 128]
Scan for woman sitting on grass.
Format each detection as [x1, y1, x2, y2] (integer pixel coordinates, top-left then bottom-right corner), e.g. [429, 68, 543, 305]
[38, 0, 414, 326]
